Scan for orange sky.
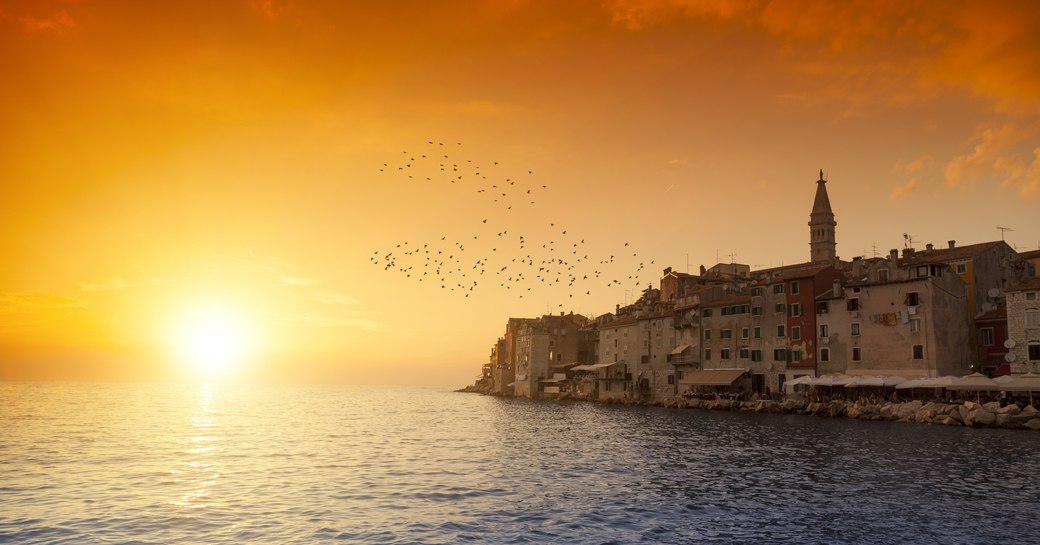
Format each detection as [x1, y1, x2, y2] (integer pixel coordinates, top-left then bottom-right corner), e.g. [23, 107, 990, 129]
[2, 0, 1038, 386]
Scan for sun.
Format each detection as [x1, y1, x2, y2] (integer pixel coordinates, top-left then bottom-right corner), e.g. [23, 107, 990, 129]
[172, 305, 251, 378]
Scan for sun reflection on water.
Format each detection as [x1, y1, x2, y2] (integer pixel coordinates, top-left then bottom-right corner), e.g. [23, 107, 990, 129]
[169, 383, 221, 509]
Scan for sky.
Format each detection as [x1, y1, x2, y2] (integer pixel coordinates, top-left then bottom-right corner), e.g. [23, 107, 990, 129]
[2, 0, 1039, 386]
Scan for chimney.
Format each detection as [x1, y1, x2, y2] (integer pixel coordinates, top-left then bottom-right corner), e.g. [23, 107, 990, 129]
[902, 248, 915, 259]
[615, 303, 621, 315]
[832, 279, 842, 298]
[699, 265, 706, 275]
[948, 240, 956, 249]
[852, 256, 863, 277]
[560, 311, 564, 317]
[663, 266, 672, 275]
[889, 249, 899, 261]
[926, 243, 934, 251]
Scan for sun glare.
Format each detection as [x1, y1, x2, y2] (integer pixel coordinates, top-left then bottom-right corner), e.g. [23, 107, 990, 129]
[172, 305, 250, 378]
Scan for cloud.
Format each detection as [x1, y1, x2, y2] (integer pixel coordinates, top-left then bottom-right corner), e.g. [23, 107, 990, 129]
[890, 177, 921, 200]
[944, 123, 1039, 197]
[313, 291, 359, 305]
[279, 275, 320, 286]
[0, 292, 85, 330]
[18, 9, 76, 33]
[79, 277, 128, 292]
[276, 310, 385, 331]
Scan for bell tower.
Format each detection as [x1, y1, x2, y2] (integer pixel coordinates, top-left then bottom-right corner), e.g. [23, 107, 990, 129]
[809, 169, 837, 262]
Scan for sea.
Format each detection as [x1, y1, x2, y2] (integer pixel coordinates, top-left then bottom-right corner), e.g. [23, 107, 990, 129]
[2, 382, 1039, 545]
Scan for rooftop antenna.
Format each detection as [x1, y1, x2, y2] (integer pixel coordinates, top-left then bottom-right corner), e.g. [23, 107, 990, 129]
[871, 242, 879, 258]
[686, 252, 691, 274]
[903, 233, 915, 249]
[996, 226, 1012, 241]
[728, 252, 737, 264]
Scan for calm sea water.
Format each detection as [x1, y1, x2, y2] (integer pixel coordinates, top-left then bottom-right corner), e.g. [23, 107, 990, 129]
[2, 382, 1039, 544]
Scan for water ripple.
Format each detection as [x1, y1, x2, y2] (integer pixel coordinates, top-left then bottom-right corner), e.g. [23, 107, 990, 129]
[2, 383, 1040, 544]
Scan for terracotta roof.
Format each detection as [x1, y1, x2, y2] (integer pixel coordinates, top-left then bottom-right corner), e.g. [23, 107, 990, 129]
[1007, 276, 1040, 292]
[909, 240, 1005, 263]
[1019, 249, 1040, 260]
[976, 304, 1006, 323]
[752, 262, 833, 281]
[703, 294, 751, 308]
[599, 315, 639, 329]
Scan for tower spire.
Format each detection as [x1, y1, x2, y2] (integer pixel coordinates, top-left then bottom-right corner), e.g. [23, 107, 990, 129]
[808, 169, 837, 262]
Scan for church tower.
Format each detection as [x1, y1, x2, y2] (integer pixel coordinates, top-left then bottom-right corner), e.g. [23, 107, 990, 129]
[808, 169, 837, 263]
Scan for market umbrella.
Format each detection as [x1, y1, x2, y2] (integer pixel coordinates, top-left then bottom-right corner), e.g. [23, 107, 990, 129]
[946, 372, 1002, 402]
[846, 375, 907, 388]
[1000, 373, 1040, 404]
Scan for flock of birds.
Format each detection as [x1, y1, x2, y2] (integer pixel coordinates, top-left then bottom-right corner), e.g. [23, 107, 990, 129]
[371, 141, 654, 306]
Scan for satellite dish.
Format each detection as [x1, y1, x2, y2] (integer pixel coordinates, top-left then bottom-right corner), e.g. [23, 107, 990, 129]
[1005, 353, 1016, 363]
[1005, 339, 1016, 349]
[981, 302, 995, 313]
[988, 288, 1000, 298]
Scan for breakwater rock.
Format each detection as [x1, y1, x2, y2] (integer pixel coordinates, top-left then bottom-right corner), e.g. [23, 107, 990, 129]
[670, 397, 1040, 430]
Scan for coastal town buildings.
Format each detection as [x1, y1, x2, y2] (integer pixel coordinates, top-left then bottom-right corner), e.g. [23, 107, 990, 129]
[1006, 277, 1040, 374]
[476, 169, 1036, 401]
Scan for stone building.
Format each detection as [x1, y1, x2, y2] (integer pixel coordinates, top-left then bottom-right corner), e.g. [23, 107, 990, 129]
[632, 309, 679, 403]
[817, 252, 971, 377]
[512, 313, 591, 399]
[1006, 276, 1040, 374]
[899, 240, 1034, 363]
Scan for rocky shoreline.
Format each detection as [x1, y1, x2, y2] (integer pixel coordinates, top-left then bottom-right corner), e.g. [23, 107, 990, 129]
[458, 386, 1040, 430]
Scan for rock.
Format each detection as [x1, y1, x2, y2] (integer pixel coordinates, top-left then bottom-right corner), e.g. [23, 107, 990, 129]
[998, 404, 1022, 416]
[956, 405, 970, 422]
[982, 402, 1002, 413]
[973, 409, 997, 427]
[897, 401, 922, 420]
[880, 403, 895, 417]
[1025, 419, 1040, 431]
[846, 405, 863, 419]
[939, 416, 962, 427]
[1022, 405, 1039, 415]
[995, 414, 1010, 427]
[964, 401, 979, 410]
[1010, 413, 1037, 424]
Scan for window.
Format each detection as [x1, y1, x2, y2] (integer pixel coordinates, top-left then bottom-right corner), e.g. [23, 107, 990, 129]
[791, 303, 802, 317]
[777, 324, 786, 337]
[752, 306, 762, 316]
[877, 269, 889, 282]
[1029, 343, 1040, 361]
[792, 326, 801, 340]
[955, 263, 967, 274]
[910, 318, 921, 332]
[913, 345, 924, 359]
[819, 324, 829, 338]
[820, 347, 830, 362]
[1027, 292, 1037, 301]
[847, 298, 860, 311]
[817, 301, 829, 314]
[773, 348, 788, 361]
[751, 350, 763, 362]
[791, 281, 800, 294]
[721, 348, 731, 360]
[905, 292, 920, 306]
[720, 329, 732, 339]
[753, 326, 761, 339]
[741, 327, 749, 339]
[641, 355, 649, 364]
[703, 309, 713, 317]
[704, 348, 712, 361]
[916, 265, 929, 278]
[851, 323, 861, 336]
[773, 284, 785, 294]
[979, 328, 995, 346]
[751, 287, 763, 297]
[791, 349, 802, 362]
[775, 303, 786, 314]
[667, 374, 675, 385]
[704, 329, 712, 340]
[852, 347, 862, 361]
[739, 347, 750, 359]
[1027, 309, 1040, 328]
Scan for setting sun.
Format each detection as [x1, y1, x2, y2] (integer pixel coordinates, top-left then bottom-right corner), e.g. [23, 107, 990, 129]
[171, 305, 251, 378]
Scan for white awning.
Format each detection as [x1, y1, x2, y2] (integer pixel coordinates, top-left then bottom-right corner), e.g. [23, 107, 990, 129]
[670, 344, 690, 356]
[515, 374, 527, 381]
